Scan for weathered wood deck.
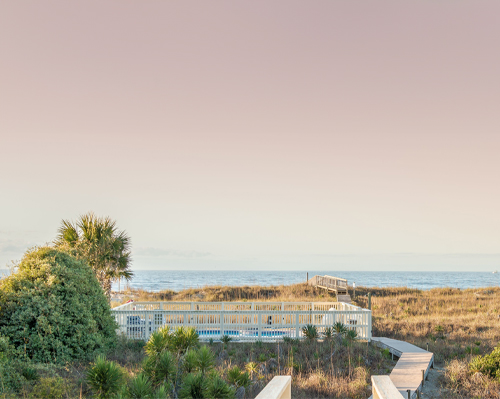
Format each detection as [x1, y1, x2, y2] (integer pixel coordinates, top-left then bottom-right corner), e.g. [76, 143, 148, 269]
[308, 275, 349, 296]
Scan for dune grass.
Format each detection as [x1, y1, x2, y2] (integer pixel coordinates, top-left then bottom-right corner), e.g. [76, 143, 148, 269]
[112, 282, 337, 306]
[354, 285, 500, 398]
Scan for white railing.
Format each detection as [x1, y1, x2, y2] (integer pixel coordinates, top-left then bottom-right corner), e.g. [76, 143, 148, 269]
[308, 275, 348, 290]
[111, 301, 372, 342]
[255, 376, 291, 399]
[371, 376, 404, 399]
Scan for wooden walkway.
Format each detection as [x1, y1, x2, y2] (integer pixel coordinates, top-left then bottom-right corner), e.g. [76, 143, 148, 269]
[307, 275, 349, 296]
[370, 337, 434, 399]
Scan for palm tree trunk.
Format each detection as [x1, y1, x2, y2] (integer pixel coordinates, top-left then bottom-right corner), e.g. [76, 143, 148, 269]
[102, 278, 112, 302]
[95, 270, 112, 302]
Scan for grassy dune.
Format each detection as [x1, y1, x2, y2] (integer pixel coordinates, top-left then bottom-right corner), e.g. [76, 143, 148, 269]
[112, 282, 336, 307]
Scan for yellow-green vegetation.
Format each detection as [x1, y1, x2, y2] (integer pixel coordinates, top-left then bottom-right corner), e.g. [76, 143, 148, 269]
[112, 282, 336, 307]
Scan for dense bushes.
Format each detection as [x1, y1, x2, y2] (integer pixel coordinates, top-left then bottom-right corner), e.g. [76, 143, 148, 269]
[469, 344, 500, 380]
[0, 247, 117, 363]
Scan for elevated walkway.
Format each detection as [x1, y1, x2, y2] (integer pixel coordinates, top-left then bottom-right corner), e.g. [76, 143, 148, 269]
[308, 274, 349, 297]
[370, 337, 434, 399]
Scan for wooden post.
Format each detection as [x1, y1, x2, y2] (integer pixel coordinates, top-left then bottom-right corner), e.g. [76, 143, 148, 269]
[422, 369, 425, 386]
[368, 293, 372, 310]
[407, 389, 411, 399]
[306, 272, 308, 282]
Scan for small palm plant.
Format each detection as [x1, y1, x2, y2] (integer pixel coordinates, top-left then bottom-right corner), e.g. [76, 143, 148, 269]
[333, 322, 348, 345]
[145, 327, 171, 357]
[178, 372, 206, 399]
[173, 326, 199, 353]
[196, 345, 215, 375]
[227, 366, 251, 389]
[143, 350, 176, 387]
[205, 373, 236, 399]
[221, 335, 232, 346]
[128, 373, 154, 399]
[345, 329, 358, 377]
[245, 362, 259, 379]
[182, 349, 199, 373]
[323, 326, 334, 340]
[301, 324, 318, 340]
[86, 355, 124, 399]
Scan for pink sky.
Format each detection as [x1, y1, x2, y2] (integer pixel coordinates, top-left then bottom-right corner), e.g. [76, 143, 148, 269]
[1, 1, 499, 271]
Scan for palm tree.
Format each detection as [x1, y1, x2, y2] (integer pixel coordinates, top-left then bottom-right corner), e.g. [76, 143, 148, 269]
[55, 212, 133, 300]
[345, 329, 358, 377]
[332, 322, 347, 346]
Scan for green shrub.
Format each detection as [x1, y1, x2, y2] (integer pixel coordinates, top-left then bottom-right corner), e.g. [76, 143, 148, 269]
[143, 350, 176, 387]
[227, 366, 251, 388]
[145, 327, 172, 357]
[129, 373, 154, 399]
[33, 376, 67, 399]
[227, 366, 242, 385]
[301, 324, 318, 340]
[196, 346, 215, 375]
[0, 247, 116, 363]
[183, 349, 199, 373]
[469, 345, 500, 379]
[323, 327, 334, 339]
[221, 335, 232, 346]
[86, 355, 125, 399]
[22, 365, 39, 381]
[172, 327, 199, 353]
[178, 372, 206, 399]
[0, 335, 23, 393]
[333, 322, 347, 336]
[152, 384, 170, 399]
[205, 373, 235, 399]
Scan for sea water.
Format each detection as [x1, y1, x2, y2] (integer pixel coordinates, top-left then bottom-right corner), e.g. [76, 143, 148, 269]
[111, 270, 500, 292]
[2, 268, 498, 292]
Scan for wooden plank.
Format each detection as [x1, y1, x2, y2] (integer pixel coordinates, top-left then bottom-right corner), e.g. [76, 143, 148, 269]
[372, 337, 434, 399]
[372, 376, 405, 399]
[255, 376, 291, 399]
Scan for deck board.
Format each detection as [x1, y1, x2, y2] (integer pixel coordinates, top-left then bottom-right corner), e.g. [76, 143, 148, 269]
[371, 337, 434, 399]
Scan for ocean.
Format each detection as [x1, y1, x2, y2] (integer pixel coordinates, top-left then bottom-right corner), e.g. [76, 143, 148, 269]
[110, 270, 500, 292]
[2, 268, 498, 292]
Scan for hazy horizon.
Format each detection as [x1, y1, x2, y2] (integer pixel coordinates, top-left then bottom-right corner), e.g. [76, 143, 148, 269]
[1, 1, 499, 272]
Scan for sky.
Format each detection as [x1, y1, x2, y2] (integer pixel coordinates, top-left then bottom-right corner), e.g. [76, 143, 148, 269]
[1, 1, 499, 272]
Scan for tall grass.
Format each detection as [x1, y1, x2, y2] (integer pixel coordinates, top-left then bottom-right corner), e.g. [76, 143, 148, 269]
[113, 282, 337, 304]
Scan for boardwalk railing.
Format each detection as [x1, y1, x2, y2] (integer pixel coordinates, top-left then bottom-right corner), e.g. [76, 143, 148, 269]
[308, 275, 348, 293]
[371, 376, 404, 399]
[112, 301, 372, 342]
[256, 376, 291, 399]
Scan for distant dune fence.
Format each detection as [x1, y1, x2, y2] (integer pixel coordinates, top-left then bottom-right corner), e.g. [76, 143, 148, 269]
[111, 301, 372, 342]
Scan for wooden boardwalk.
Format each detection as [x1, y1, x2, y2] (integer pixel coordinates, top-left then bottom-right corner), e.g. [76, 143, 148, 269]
[370, 337, 434, 399]
[307, 275, 349, 297]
